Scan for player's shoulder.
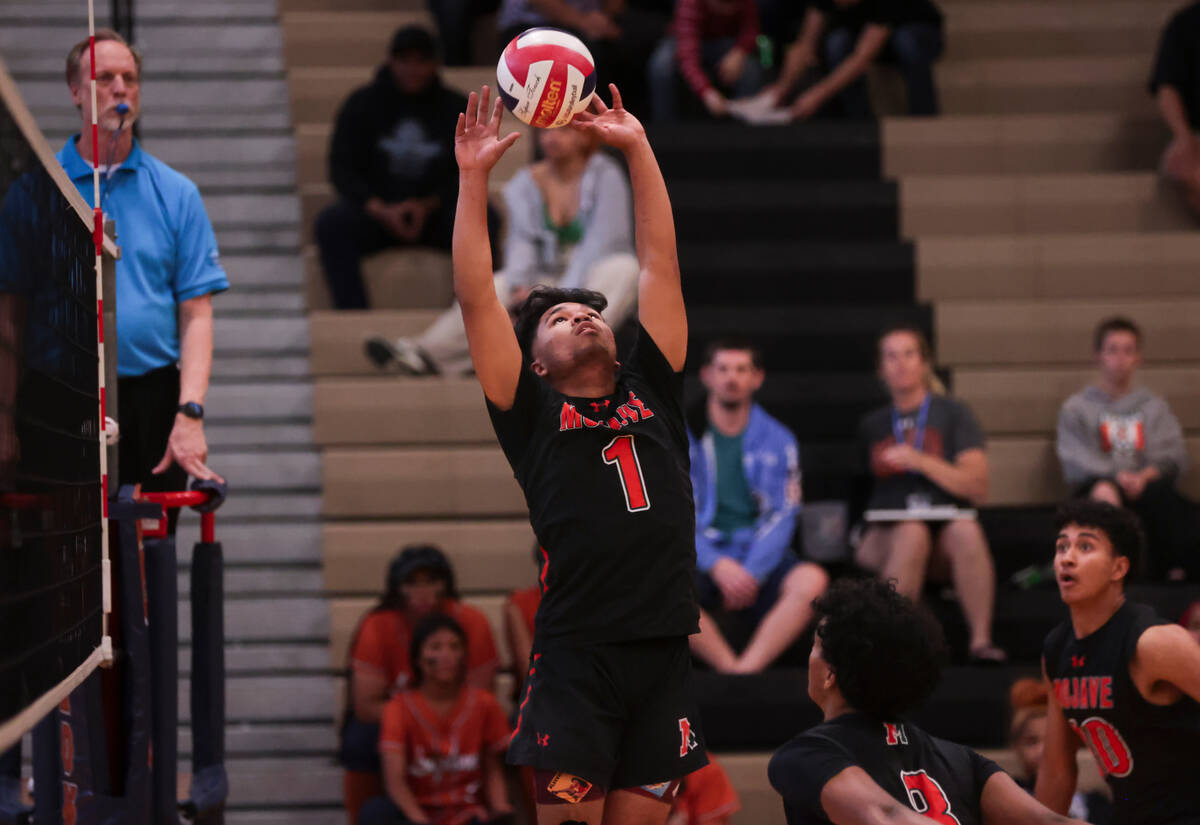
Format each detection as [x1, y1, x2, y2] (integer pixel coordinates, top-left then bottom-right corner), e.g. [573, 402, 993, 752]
[1043, 616, 1075, 661]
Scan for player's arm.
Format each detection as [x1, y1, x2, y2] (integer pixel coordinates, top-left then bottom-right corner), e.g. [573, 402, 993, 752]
[571, 85, 687, 370]
[980, 771, 1090, 825]
[453, 87, 525, 409]
[381, 747, 432, 825]
[818, 766, 945, 825]
[1135, 623, 1200, 702]
[1034, 659, 1079, 814]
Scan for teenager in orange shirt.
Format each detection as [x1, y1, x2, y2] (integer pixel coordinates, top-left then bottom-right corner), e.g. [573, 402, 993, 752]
[360, 614, 514, 825]
[343, 545, 501, 823]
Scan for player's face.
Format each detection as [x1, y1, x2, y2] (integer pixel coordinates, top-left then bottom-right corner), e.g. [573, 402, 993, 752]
[1096, 331, 1141, 387]
[700, 350, 764, 409]
[72, 41, 140, 133]
[1054, 523, 1129, 605]
[1013, 713, 1047, 779]
[401, 569, 448, 618]
[878, 332, 927, 398]
[389, 52, 438, 95]
[531, 302, 617, 379]
[419, 628, 466, 686]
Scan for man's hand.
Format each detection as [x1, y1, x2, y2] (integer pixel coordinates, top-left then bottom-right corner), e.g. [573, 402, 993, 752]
[1116, 467, 1159, 501]
[880, 444, 925, 475]
[716, 47, 748, 88]
[152, 415, 224, 483]
[701, 88, 729, 117]
[570, 84, 646, 151]
[789, 87, 824, 120]
[455, 86, 522, 175]
[366, 198, 417, 239]
[392, 198, 433, 241]
[711, 557, 759, 612]
[579, 10, 621, 39]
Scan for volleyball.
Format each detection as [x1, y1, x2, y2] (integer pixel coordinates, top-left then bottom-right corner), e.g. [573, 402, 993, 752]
[496, 27, 597, 129]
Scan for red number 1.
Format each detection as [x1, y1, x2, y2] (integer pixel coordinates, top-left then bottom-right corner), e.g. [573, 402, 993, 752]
[900, 771, 962, 825]
[602, 435, 650, 512]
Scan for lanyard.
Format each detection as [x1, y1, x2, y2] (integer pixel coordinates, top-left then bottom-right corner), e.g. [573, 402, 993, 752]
[892, 395, 931, 453]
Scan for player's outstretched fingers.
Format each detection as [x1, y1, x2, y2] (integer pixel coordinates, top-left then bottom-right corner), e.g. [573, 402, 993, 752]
[465, 91, 479, 125]
[609, 83, 624, 111]
[591, 92, 609, 115]
[478, 85, 491, 125]
[491, 95, 505, 131]
[455, 112, 466, 137]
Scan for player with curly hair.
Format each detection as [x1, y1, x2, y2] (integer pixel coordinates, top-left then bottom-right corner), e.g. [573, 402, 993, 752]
[769, 578, 1094, 825]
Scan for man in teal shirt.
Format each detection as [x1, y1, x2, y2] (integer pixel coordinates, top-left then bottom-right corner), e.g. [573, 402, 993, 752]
[687, 339, 829, 673]
[58, 30, 228, 509]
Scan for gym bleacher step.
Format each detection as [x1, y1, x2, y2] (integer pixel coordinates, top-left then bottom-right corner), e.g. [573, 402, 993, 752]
[214, 316, 310, 354]
[178, 677, 335, 723]
[178, 721, 336, 757]
[650, 121, 882, 181]
[179, 596, 330, 643]
[176, 564, 325, 597]
[207, 381, 311, 419]
[938, 55, 1149, 116]
[178, 642, 332, 674]
[207, 421, 315, 448]
[176, 522, 322, 565]
[686, 304, 931, 373]
[671, 179, 900, 243]
[680, 241, 915, 306]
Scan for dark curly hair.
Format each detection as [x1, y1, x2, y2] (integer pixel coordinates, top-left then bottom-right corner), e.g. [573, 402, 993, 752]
[1054, 499, 1145, 585]
[408, 613, 468, 688]
[512, 285, 608, 360]
[813, 578, 946, 719]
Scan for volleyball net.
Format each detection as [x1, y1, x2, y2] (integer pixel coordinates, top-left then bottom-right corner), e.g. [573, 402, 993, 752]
[0, 54, 115, 752]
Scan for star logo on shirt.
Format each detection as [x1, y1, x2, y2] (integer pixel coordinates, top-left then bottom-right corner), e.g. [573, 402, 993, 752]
[378, 119, 442, 179]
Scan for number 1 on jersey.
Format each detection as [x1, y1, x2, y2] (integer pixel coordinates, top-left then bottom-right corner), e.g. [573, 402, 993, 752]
[602, 435, 650, 512]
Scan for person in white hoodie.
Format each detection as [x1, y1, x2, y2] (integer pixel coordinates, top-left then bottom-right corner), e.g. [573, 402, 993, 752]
[1056, 316, 1198, 580]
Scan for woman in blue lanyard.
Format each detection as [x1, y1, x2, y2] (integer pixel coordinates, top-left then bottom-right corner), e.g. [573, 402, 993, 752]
[854, 324, 1006, 664]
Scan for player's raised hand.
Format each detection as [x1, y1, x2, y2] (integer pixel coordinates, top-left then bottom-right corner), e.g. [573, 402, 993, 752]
[455, 86, 521, 174]
[570, 84, 646, 151]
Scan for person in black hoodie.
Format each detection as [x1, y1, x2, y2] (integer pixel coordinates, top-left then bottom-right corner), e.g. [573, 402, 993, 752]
[316, 26, 468, 309]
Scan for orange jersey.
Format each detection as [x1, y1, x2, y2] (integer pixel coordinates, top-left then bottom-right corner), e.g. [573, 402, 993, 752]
[352, 601, 499, 692]
[379, 687, 510, 825]
[671, 758, 740, 825]
[508, 586, 541, 638]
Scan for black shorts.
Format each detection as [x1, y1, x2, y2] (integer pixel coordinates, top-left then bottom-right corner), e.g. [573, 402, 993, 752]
[507, 636, 708, 789]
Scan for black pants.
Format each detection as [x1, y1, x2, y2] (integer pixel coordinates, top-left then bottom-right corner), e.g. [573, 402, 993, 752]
[117, 365, 188, 533]
[825, 23, 944, 118]
[315, 199, 457, 310]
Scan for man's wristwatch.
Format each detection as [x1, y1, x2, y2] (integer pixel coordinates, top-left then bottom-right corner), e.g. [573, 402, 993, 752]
[178, 402, 204, 420]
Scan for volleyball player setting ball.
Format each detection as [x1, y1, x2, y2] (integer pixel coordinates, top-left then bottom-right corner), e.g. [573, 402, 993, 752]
[451, 30, 707, 825]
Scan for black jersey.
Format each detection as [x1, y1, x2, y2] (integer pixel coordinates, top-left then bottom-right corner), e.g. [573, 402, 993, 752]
[1043, 601, 1200, 825]
[768, 713, 1002, 825]
[487, 325, 699, 647]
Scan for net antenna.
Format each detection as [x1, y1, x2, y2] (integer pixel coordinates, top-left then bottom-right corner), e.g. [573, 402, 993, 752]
[87, 0, 114, 668]
[0, 21, 118, 749]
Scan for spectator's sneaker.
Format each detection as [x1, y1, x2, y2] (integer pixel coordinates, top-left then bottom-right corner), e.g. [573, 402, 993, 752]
[363, 336, 437, 376]
[968, 644, 1008, 665]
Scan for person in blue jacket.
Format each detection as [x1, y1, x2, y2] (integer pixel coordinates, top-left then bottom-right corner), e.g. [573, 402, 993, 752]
[687, 339, 829, 672]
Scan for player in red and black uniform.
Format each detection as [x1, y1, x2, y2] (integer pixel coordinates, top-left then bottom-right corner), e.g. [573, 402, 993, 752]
[769, 578, 1091, 825]
[1037, 500, 1200, 825]
[450, 84, 706, 825]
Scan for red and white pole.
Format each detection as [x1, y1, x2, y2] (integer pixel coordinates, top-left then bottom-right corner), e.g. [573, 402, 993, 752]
[88, 0, 113, 665]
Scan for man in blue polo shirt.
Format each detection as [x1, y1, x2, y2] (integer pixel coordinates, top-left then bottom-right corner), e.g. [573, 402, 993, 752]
[59, 30, 228, 513]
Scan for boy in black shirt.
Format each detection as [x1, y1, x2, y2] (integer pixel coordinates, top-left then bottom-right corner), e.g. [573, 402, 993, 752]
[450, 84, 706, 824]
[1037, 500, 1200, 825]
[770, 578, 1091, 825]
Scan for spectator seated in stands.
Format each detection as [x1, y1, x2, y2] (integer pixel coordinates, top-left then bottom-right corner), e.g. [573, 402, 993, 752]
[496, 0, 669, 115]
[668, 757, 741, 825]
[359, 614, 514, 825]
[1151, 1, 1200, 215]
[428, 0, 499, 66]
[365, 126, 638, 376]
[855, 324, 1006, 663]
[341, 545, 500, 824]
[1182, 601, 1200, 644]
[687, 339, 830, 673]
[1007, 678, 1112, 824]
[767, 0, 944, 120]
[647, 0, 766, 121]
[315, 26, 468, 310]
[1057, 317, 1199, 581]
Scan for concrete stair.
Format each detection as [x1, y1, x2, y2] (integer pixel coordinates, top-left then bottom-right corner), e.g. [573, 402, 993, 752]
[0, 0, 335, 817]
